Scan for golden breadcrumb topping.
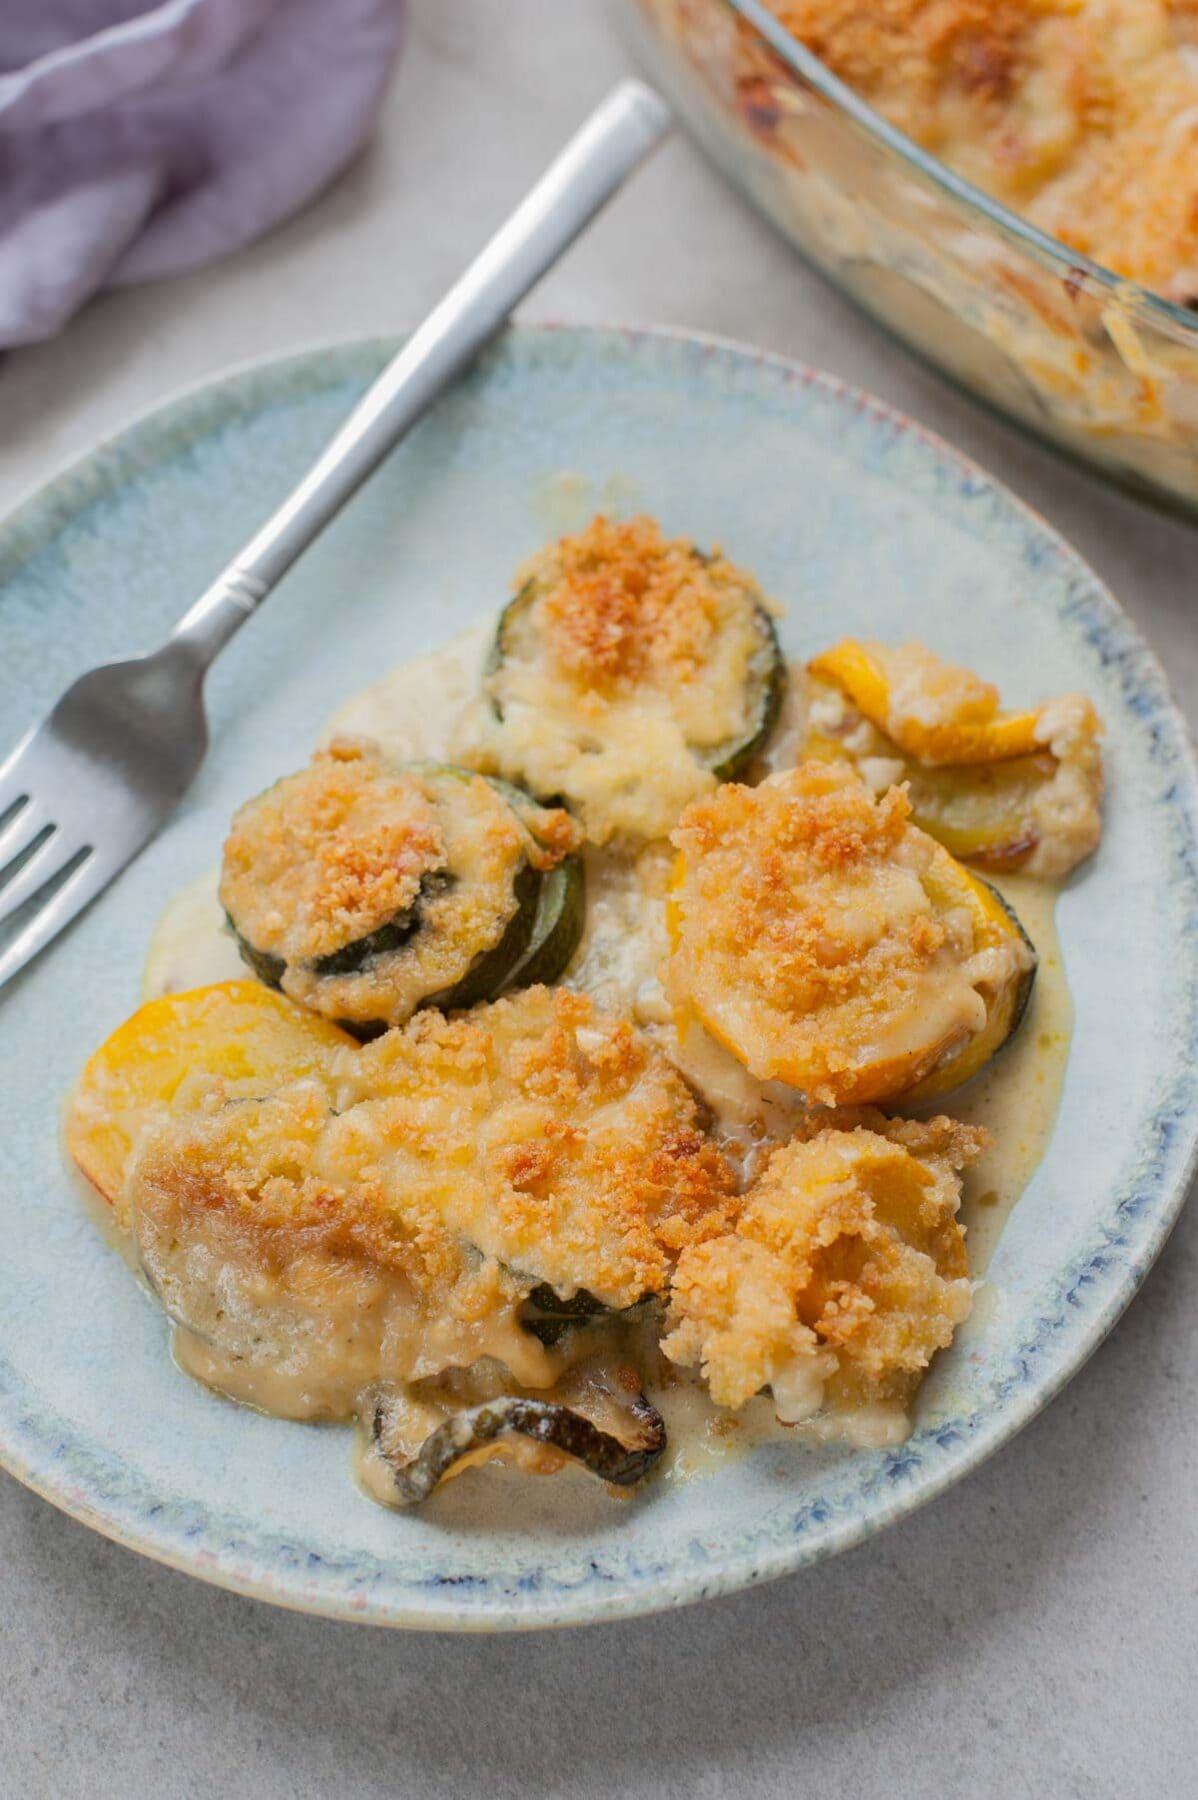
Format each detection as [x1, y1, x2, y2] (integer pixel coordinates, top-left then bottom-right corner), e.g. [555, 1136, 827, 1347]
[220, 746, 579, 1028]
[124, 986, 740, 1316]
[128, 1081, 549, 1409]
[530, 514, 763, 702]
[221, 742, 448, 965]
[340, 986, 741, 1306]
[667, 762, 1030, 1104]
[131, 1078, 474, 1299]
[458, 515, 775, 843]
[662, 1111, 984, 1417]
[67, 981, 356, 1214]
[765, 0, 1198, 299]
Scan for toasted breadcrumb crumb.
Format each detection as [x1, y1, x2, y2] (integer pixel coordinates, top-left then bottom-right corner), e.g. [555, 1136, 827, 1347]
[667, 762, 1028, 1104]
[127, 986, 742, 1315]
[662, 1110, 985, 1419]
[457, 515, 775, 843]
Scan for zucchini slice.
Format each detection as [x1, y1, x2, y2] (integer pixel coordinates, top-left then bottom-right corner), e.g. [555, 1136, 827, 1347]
[666, 762, 1037, 1107]
[805, 640, 1103, 878]
[518, 1282, 654, 1347]
[462, 515, 785, 843]
[220, 743, 584, 1034]
[371, 1390, 667, 1504]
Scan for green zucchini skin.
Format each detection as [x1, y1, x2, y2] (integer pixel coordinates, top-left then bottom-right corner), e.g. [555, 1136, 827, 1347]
[225, 915, 285, 992]
[227, 760, 585, 1031]
[526, 1282, 609, 1318]
[519, 1282, 611, 1348]
[979, 876, 1039, 1052]
[703, 604, 785, 782]
[409, 764, 586, 1001]
[412, 767, 587, 1001]
[425, 859, 540, 1012]
[372, 1392, 667, 1504]
[484, 581, 534, 720]
[518, 1283, 652, 1347]
[332, 850, 583, 1036]
[494, 853, 585, 995]
[487, 563, 786, 778]
[309, 869, 454, 978]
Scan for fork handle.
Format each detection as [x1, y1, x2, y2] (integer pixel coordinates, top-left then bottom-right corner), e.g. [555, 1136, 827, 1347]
[168, 80, 670, 670]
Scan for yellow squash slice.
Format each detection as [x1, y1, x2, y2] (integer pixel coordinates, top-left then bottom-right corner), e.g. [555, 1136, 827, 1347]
[805, 639, 1103, 878]
[666, 763, 1037, 1107]
[66, 980, 354, 1212]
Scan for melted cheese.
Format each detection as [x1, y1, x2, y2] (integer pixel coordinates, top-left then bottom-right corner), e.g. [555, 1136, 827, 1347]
[667, 763, 1033, 1105]
[452, 515, 776, 845]
[221, 744, 575, 1030]
[220, 743, 448, 965]
[663, 1113, 981, 1420]
[134, 642, 1075, 1464]
[120, 986, 740, 1421]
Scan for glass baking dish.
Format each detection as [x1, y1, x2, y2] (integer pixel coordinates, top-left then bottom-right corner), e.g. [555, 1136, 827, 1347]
[622, 0, 1198, 519]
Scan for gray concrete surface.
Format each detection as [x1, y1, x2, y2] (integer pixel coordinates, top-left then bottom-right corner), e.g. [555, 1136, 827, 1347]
[1, 4, 1195, 1795]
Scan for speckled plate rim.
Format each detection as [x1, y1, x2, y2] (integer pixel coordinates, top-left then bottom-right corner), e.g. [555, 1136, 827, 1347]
[1, 323, 1196, 1631]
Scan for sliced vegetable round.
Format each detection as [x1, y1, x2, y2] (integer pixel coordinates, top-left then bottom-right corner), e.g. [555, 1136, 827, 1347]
[808, 639, 1042, 766]
[805, 639, 1103, 878]
[901, 876, 1037, 1100]
[219, 743, 584, 1034]
[463, 514, 785, 843]
[666, 762, 1037, 1107]
[66, 979, 355, 1214]
[371, 1391, 667, 1505]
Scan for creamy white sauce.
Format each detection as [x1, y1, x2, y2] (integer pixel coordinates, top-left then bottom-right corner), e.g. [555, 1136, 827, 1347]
[142, 870, 242, 998]
[318, 621, 492, 764]
[140, 639, 1074, 1484]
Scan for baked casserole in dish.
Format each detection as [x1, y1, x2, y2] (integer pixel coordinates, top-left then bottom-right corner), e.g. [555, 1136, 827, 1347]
[625, 0, 1198, 516]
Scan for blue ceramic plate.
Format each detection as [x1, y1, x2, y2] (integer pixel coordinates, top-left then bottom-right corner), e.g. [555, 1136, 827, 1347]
[1, 326, 1195, 1629]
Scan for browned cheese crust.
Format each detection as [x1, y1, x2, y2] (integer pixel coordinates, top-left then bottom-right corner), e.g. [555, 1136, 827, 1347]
[662, 1110, 986, 1417]
[530, 513, 762, 706]
[667, 762, 1030, 1105]
[460, 514, 776, 843]
[219, 742, 578, 1027]
[126, 986, 741, 1320]
[220, 742, 451, 966]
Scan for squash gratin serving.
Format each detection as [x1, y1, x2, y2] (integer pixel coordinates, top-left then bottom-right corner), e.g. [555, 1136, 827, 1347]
[67, 513, 1103, 1508]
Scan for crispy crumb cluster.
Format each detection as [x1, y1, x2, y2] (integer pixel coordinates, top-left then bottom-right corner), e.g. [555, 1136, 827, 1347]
[220, 745, 580, 1029]
[662, 1111, 985, 1418]
[667, 762, 1029, 1104]
[220, 743, 451, 966]
[126, 986, 741, 1315]
[530, 514, 762, 702]
[457, 515, 777, 843]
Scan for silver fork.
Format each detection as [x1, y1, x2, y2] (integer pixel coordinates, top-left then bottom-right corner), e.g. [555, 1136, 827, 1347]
[0, 79, 670, 993]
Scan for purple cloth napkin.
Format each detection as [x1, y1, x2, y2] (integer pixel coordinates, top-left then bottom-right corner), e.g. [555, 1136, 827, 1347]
[0, 0, 407, 346]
